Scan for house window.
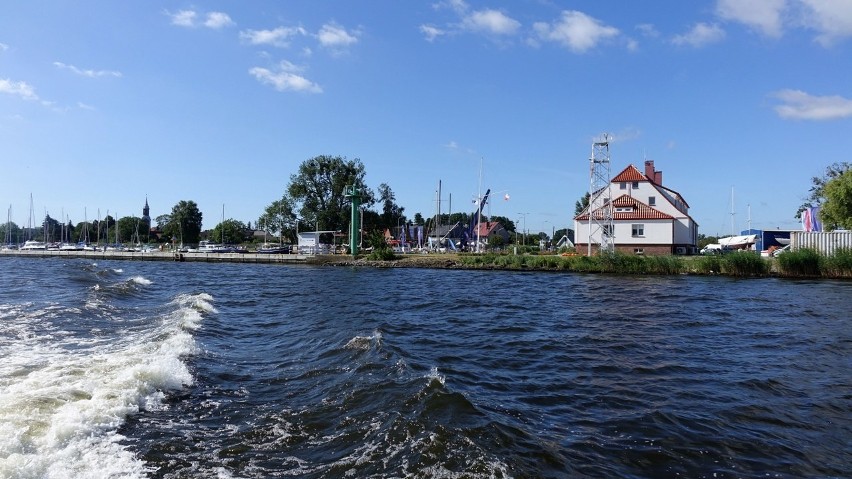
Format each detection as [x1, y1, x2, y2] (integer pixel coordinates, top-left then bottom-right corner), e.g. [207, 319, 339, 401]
[616, 207, 632, 212]
[620, 182, 627, 190]
[634, 248, 644, 255]
[632, 181, 640, 189]
[602, 225, 613, 237]
[648, 196, 656, 206]
[632, 224, 644, 237]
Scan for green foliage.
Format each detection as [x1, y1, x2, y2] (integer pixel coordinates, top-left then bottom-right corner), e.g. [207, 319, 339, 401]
[160, 200, 203, 245]
[720, 252, 769, 277]
[211, 219, 249, 244]
[287, 155, 375, 233]
[378, 183, 405, 230]
[694, 255, 722, 274]
[574, 192, 590, 216]
[819, 169, 852, 230]
[798, 162, 850, 219]
[776, 248, 823, 277]
[365, 230, 396, 261]
[823, 248, 852, 277]
[1, 221, 22, 244]
[257, 196, 297, 242]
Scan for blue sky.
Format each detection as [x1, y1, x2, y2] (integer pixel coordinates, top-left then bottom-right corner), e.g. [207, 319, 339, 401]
[2, 0, 851, 237]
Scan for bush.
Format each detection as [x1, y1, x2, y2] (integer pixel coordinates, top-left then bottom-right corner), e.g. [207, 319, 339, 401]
[777, 248, 822, 277]
[824, 248, 852, 277]
[721, 252, 769, 277]
[694, 255, 722, 274]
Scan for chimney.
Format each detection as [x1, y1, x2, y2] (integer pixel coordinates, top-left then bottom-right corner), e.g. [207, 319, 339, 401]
[644, 160, 663, 185]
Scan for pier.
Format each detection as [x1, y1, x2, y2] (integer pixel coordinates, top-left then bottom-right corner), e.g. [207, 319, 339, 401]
[0, 249, 315, 264]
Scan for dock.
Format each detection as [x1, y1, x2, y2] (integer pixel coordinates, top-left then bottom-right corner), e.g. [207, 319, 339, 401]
[0, 249, 318, 264]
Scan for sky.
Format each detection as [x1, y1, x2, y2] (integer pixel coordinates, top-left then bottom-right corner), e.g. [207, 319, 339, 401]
[2, 0, 852, 238]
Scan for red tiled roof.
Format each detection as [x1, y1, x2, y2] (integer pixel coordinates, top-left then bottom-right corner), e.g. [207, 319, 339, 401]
[575, 194, 673, 221]
[476, 222, 501, 236]
[611, 164, 647, 182]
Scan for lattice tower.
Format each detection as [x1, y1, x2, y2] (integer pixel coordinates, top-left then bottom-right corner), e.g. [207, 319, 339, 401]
[588, 134, 614, 255]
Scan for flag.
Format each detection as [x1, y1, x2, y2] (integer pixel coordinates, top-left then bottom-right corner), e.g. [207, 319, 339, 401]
[802, 206, 822, 232]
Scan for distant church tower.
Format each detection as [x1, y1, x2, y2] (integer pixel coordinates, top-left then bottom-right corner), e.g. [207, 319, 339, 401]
[142, 197, 151, 242]
[142, 197, 150, 224]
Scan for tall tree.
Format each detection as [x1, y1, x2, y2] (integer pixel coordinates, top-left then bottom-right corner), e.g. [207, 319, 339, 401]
[378, 183, 405, 230]
[160, 200, 203, 245]
[798, 162, 851, 218]
[258, 196, 298, 243]
[211, 219, 249, 244]
[574, 192, 590, 216]
[287, 155, 375, 232]
[819, 169, 852, 230]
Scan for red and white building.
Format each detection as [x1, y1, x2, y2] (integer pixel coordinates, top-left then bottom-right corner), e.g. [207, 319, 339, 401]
[574, 160, 698, 255]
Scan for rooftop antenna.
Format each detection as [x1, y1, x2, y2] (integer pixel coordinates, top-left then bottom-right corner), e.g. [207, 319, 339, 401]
[588, 133, 614, 255]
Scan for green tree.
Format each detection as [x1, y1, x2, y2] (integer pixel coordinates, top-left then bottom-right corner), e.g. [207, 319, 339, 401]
[1, 221, 21, 245]
[160, 200, 203, 245]
[798, 162, 851, 218]
[116, 216, 145, 244]
[258, 196, 297, 243]
[211, 219, 249, 244]
[41, 214, 61, 242]
[413, 212, 424, 225]
[287, 155, 375, 232]
[488, 234, 505, 252]
[74, 220, 92, 243]
[378, 183, 405, 230]
[574, 192, 590, 216]
[819, 169, 852, 230]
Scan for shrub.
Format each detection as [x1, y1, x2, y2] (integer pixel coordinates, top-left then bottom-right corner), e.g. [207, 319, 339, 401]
[721, 252, 769, 277]
[777, 248, 822, 277]
[824, 248, 852, 277]
[694, 255, 722, 274]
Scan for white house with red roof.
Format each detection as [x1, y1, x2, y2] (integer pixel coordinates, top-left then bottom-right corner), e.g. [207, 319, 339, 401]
[574, 160, 698, 255]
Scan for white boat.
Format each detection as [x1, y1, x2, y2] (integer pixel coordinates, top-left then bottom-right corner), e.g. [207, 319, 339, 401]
[21, 240, 47, 250]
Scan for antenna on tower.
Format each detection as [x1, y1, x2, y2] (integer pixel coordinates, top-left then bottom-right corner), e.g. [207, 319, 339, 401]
[588, 133, 614, 255]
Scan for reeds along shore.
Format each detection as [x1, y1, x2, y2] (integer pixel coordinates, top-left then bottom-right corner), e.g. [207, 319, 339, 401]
[454, 249, 852, 278]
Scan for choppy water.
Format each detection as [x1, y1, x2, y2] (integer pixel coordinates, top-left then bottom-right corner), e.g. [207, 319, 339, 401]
[0, 257, 849, 478]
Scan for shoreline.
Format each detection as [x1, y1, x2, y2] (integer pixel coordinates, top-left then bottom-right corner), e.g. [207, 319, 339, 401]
[2, 249, 849, 279]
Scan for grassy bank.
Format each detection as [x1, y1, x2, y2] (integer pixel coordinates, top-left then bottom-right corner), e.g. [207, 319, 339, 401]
[444, 250, 852, 278]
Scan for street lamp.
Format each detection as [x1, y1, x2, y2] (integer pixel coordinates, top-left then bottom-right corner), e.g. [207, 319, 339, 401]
[517, 212, 529, 246]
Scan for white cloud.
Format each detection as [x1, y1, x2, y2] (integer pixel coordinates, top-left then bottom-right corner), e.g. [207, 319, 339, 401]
[204, 12, 234, 29]
[533, 11, 620, 53]
[0, 42, 8, 51]
[0, 78, 39, 101]
[672, 22, 726, 47]
[636, 24, 660, 38]
[798, 0, 852, 46]
[771, 89, 852, 120]
[462, 9, 521, 36]
[168, 9, 233, 29]
[77, 102, 96, 111]
[240, 26, 307, 48]
[53, 61, 122, 78]
[420, 24, 446, 42]
[169, 10, 197, 27]
[249, 61, 322, 94]
[317, 23, 359, 49]
[716, 0, 785, 37]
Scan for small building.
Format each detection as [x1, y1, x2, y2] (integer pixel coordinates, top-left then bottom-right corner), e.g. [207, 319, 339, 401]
[574, 160, 698, 255]
[475, 221, 510, 246]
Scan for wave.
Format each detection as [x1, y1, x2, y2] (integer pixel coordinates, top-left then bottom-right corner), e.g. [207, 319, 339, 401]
[0, 292, 214, 479]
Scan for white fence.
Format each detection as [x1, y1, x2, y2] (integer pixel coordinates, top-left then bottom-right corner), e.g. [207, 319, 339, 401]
[791, 231, 852, 255]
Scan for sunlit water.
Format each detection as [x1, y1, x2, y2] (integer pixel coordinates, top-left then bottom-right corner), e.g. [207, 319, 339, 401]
[0, 257, 849, 478]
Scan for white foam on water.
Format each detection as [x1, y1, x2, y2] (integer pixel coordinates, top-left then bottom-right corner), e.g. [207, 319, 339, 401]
[0, 293, 213, 479]
[128, 276, 152, 286]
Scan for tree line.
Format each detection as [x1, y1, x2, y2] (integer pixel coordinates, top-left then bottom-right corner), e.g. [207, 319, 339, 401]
[10, 156, 844, 248]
